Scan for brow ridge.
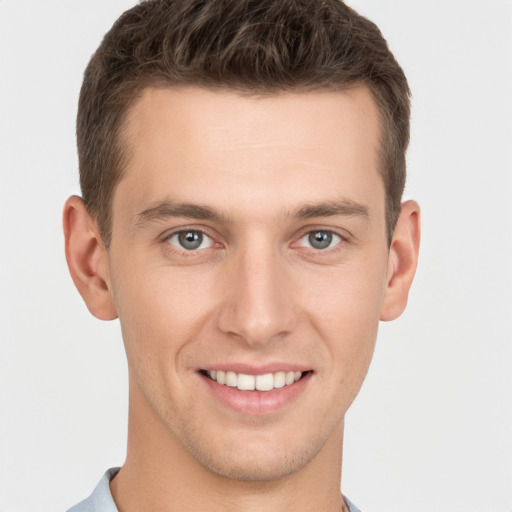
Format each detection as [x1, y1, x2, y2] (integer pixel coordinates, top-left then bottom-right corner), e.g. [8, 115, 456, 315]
[136, 201, 230, 226]
[294, 199, 370, 220]
[135, 198, 370, 227]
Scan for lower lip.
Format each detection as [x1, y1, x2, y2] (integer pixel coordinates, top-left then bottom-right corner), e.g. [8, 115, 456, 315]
[200, 372, 312, 415]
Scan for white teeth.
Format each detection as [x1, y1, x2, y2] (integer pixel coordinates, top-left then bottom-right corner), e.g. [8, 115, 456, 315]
[237, 373, 255, 391]
[274, 371, 286, 388]
[206, 369, 304, 391]
[225, 371, 238, 387]
[255, 373, 274, 391]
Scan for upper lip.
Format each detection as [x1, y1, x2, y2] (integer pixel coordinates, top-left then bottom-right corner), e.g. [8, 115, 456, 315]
[198, 363, 311, 375]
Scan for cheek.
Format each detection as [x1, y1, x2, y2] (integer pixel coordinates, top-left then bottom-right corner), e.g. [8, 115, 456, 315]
[304, 258, 386, 330]
[300, 257, 387, 380]
[111, 261, 219, 373]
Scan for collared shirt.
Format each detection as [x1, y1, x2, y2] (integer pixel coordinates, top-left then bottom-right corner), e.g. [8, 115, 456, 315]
[67, 467, 362, 512]
[67, 468, 120, 512]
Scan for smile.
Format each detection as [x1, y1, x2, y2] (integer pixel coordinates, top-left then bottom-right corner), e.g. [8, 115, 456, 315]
[205, 370, 303, 391]
[199, 368, 312, 414]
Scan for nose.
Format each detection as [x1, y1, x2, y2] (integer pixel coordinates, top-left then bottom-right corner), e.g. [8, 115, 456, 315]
[216, 240, 298, 347]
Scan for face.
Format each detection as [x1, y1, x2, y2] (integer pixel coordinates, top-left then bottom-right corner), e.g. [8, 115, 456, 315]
[107, 86, 390, 481]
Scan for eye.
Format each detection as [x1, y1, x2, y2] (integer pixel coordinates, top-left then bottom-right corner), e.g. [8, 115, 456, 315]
[299, 230, 342, 250]
[167, 230, 214, 251]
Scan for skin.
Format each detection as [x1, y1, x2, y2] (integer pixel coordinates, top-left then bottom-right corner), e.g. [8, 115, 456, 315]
[64, 86, 420, 511]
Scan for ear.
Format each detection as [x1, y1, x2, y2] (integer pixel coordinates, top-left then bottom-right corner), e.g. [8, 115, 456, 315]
[63, 195, 118, 320]
[380, 200, 421, 321]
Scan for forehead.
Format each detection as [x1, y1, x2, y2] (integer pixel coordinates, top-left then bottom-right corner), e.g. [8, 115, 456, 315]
[123, 85, 380, 157]
[115, 85, 383, 222]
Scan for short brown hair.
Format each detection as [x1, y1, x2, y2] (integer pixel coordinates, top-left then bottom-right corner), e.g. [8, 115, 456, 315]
[77, 0, 410, 246]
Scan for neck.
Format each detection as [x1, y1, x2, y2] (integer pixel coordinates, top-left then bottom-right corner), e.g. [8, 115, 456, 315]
[111, 382, 348, 512]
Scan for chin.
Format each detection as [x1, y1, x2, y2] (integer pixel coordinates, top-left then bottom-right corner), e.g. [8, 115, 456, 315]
[196, 447, 313, 482]
[179, 427, 329, 483]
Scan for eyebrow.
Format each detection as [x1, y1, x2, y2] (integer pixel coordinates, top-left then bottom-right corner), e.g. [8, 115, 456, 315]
[136, 201, 231, 227]
[136, 198, 370, 227]
[294, 199, 370, 220]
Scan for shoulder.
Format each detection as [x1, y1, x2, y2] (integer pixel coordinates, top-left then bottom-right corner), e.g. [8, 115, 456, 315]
[66, 468, 120, 512]
[344, 495, 364, 512]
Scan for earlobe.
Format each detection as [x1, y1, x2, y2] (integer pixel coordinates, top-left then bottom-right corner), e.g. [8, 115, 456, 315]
[63, 195, 118, 321]
[380, 200, 421, 321]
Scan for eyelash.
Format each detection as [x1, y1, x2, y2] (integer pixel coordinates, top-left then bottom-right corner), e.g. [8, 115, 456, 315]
[160, 227, 348, 257]
[297, 229, 344, 251]
[160, 227, 220, 258]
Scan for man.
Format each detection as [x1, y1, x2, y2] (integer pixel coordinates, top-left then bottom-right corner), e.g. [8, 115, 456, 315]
[63, 0, 420, 510]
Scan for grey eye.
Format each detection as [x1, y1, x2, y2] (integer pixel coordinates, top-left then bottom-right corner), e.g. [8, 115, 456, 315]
[167, 230, 213, 251]
[299, 230, 342, 250]
[179, 231, 203, 250]
[308, 231, 332, 249]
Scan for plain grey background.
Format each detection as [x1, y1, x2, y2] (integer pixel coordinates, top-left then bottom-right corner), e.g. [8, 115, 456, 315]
[1, 1, 511, 511]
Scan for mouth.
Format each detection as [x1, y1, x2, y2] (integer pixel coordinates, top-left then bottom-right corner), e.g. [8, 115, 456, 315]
[198, 367, 312, 414]
[200, 369, 310, 391]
